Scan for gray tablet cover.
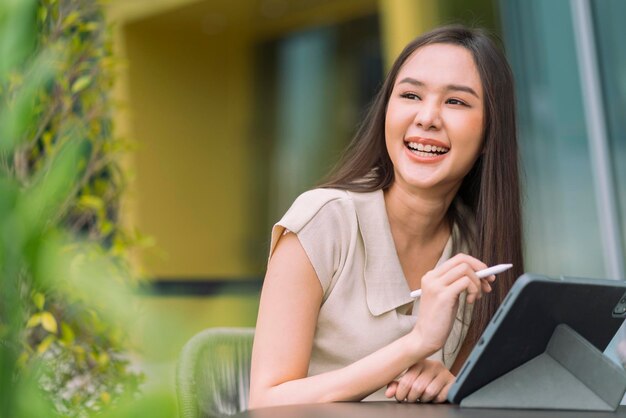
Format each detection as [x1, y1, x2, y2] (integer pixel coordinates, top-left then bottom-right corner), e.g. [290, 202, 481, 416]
[447, 273, 626, 409]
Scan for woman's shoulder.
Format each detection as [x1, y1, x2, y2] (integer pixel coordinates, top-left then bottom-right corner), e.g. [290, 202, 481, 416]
[281, 188, 356, 232]
[292, 187, 353, 208]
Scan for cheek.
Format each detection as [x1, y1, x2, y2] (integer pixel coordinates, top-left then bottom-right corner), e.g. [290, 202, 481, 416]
[385, 104, 413, 145]
[449, 111, 484, 150]
[384, 105, 401, 145]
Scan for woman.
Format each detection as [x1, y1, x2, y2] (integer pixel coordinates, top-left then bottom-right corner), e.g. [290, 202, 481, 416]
[249, 24, 524, 406]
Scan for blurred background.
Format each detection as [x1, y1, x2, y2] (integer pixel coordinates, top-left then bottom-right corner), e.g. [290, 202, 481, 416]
[102, 0, 626, 390]
[2, 0, 625, 415]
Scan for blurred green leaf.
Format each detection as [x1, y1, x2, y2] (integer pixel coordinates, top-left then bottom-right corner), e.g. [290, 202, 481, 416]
[78, 194, 104, 211]
[16, 368, 61, 418]
[26, 313, 42, 328]
[18, 137, 90, 240]
[71, 75, 91, 94]
[0, 50, 56, 152]
[0, 178, 19, 224]
[62, 11, 79, 30]
[60, 322, 75, 344]
[81, 22, 99, 32]
[32, 293, 45, 310]
[97, 351, 109, 368]
[37, 5, 47, 24]
[41, 312, 57, 334]
[0, 0, 38, 81]
[37, 335, 55, 354]
[100, 220, 113, 235]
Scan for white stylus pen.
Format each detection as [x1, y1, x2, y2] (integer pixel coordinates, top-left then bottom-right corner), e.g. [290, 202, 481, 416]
[409, 263, 513, 298]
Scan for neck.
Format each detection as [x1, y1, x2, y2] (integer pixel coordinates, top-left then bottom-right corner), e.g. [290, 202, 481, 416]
[383, 181, 459, 250]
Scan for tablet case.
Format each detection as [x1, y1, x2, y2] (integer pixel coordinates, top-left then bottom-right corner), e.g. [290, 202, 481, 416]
[448, 273, 626, 410]
[460, 324, 626, 410]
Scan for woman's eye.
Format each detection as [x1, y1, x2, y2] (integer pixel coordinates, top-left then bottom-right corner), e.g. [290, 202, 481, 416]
[400, 92, 420, 100]
[447, 98, 468, 106]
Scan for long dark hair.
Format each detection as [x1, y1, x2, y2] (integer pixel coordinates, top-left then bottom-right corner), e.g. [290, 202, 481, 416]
[320, 25, 524, 357]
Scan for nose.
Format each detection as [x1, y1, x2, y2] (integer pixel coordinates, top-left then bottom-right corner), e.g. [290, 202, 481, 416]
[413, 100, 441, 131]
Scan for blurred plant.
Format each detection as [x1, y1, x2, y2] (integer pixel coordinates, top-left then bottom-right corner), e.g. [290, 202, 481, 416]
[0, 0, 165, 416]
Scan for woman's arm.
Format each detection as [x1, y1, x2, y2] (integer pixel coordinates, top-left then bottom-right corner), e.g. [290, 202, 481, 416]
[249, 234, 488, 408]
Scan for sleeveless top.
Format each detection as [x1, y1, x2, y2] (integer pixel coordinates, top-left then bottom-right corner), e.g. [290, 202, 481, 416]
[269, 188, 473, 401]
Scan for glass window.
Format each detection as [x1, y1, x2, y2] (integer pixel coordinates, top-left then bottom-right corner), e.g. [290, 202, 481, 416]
[499, 0, 606, 278]
[253, 15, 383, 223]
[592, 0, 626, 272]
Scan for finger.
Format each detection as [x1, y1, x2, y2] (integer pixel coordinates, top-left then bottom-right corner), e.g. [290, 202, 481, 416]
[439, 263, 483, 292]
[406, 366, 437, 403]
[406, 376, 432, 403]
[480, 278, 492, 293]
[385, 381, 398, 399]
[431, 264, 483, 304]
[447, 276, 480, 304]
[435, 381, 455, 403]
[419, 372, 449, 402]
[394, 365, 422, 402]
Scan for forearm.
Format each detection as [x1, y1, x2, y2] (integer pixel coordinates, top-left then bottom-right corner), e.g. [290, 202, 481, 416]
[250, 331, 434, 407]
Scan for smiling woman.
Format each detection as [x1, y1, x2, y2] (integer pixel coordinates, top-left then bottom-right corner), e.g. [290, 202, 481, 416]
[249, 25, 524, 407]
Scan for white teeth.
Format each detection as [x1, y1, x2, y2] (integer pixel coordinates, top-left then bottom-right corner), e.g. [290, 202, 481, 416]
[411, 150, 438, 158]
[406, 142, 449, 154]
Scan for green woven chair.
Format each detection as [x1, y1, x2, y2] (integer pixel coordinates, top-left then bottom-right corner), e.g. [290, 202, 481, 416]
[177, 327, 255, 418]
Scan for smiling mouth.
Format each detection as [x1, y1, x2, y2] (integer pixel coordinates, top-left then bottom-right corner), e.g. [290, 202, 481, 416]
[405, 141, 450, 157]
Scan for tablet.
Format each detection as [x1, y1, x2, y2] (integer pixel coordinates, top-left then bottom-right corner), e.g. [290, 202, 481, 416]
[447, 273, 626, 404]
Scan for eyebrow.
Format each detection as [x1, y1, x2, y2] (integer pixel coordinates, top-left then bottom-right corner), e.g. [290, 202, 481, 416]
[398, 77, 480, 98]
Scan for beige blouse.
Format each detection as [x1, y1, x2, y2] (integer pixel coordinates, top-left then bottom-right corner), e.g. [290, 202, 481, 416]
[269, 188, 472, 401]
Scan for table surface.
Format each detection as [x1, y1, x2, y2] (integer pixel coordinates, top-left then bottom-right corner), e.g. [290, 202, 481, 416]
[234, 402, 626, 418]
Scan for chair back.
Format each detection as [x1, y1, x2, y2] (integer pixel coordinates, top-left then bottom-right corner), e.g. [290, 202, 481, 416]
[177, 327, 255, 418]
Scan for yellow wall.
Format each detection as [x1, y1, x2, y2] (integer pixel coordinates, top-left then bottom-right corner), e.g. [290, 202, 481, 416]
[122, 18, 255, 278]
[378, 0, 440, 67]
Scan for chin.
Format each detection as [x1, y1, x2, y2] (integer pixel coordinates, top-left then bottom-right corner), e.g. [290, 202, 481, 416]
[393, 164, 437, 186]
[393, 166, 464, 194]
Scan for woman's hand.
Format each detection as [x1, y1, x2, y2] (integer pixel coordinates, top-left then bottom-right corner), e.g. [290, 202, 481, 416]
[385, 360, 455, 403]
[411, 253, 495, 355]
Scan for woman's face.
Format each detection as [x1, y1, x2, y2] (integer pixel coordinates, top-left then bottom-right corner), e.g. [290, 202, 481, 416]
[385, 43, 485, 193]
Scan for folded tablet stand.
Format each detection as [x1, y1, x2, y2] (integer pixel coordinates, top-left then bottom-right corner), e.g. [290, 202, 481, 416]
[461, 324, 626, 411]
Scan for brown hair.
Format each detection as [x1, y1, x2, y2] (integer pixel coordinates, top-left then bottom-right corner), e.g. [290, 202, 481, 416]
[319, 25, 524, 358]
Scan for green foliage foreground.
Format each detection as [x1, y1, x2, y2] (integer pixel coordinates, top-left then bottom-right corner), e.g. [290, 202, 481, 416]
[0, 0, 176, 416]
